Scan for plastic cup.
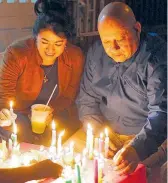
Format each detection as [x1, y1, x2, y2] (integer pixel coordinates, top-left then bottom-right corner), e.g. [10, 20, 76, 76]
[31, 104, 52, 134]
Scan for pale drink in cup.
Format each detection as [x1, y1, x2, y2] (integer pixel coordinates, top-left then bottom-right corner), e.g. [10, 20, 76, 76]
[31, 104, 52, 134]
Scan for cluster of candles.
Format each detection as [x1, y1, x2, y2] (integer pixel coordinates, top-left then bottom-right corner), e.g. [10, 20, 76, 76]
[0, 101, 111, 183]
[86, 124, 109, 159]
[84, 123, 110, 183]
[8, 101, 71, 160]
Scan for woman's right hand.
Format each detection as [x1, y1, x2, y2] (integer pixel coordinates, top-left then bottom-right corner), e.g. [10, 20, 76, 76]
[0, 108, 14, 127]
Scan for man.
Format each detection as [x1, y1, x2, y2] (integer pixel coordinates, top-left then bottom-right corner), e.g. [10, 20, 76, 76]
[76, 2, 167, 175]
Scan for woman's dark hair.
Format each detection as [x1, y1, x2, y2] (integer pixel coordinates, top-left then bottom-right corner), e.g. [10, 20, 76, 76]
[33, 0, 74, 38]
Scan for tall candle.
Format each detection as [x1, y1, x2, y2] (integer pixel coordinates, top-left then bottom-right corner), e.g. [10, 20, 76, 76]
[82, 148, 87, 170]
[11, 123, 17, 147]
[51, 121, 56, 146]
[104, 128, 109, 158]
[94, 137, 99, 152]
[9, 101, 14, 115]
[57, 130, 65, 155]
[86, 123, 92, 151]
[94, 158, 98, 183]
[88, 132, 94, 159]
[98, 133, 104, 154]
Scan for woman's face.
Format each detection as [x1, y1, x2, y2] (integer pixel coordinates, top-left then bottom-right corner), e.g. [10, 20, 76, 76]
[36, 29, 67, 65]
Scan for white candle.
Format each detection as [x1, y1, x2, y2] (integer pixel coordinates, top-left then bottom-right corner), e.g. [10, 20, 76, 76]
[104, 128, 109, 158]
[88, 132, 94, 159]
[9, 101, 14, 115]
[94, 137, 99, 152]
[82, 148, 87, 170]
[86, 123, 92, 151]
[11, 123, 17, 147]
[98, 133, 104, 154]
[57, 130, 65, 155]
[51, 121, 56, 146]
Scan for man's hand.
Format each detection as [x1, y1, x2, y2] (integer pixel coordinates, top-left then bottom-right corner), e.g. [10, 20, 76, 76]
[0, 108, 16, 127]
[108, 132, 135, 158]
[113, 145, 140, 175]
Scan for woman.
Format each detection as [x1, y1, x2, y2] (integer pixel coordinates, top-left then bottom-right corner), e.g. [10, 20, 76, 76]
[0, 0, 84, 145]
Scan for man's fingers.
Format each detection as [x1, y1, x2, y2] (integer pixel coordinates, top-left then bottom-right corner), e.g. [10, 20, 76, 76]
[108, 149, 115, 158]
[114, 160, 129, 171]
[109, 141, 117, 151]
[118, 162, 136, 175]
[113, 148, 126, 166]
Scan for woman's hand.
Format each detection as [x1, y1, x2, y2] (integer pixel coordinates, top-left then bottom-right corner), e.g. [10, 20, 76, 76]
[0, 108, 16, 127]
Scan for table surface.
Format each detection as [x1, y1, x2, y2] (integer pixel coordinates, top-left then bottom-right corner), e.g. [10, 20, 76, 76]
[21, 142, 147, 183]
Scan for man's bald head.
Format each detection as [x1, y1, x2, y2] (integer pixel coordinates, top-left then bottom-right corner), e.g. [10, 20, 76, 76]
[97, 2, 141, 62]
[98, 2, 136, 28]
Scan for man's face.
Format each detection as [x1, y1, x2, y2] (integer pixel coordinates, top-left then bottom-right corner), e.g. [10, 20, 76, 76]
[98, 18, 140, 62]
[36, 29, 67, 65]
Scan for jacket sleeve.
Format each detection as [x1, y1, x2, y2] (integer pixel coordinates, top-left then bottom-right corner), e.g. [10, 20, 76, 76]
[131, 62, 167, 160]
[54, 47, 85, 114]
[0, 48, 21, 110]
[76, 44, 105, 129]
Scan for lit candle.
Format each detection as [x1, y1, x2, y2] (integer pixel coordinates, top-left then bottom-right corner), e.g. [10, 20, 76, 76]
[94, 158, 98, 183]
[98, 133, 104, 154]
[57, 130, 65, 156]
[94, 137, 99, 152]
[76, 164, 81, 183]
[51, 121, 56, 146]
[88, 132, 94, 160]
[82, 148, 87, 170]
[11, 123, 17, 147]
[104, 128, 109, 158]
[86, 123, 92, 151]
[9, 101, 14, 115]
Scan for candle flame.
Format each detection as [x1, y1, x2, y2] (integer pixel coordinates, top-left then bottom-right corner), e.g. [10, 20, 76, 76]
[9, 101, 13, 108]
[100, 133, 104, 139]
[87, 123, 92, 130]
[59, 130, 65, 137]
[52, 120, 56, 130]
[105, 128, 108, 137]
